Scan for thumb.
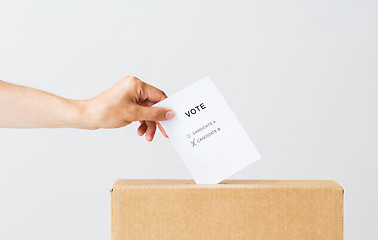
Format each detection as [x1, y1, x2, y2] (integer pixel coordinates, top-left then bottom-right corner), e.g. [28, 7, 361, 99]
[134, 105, 174, 121]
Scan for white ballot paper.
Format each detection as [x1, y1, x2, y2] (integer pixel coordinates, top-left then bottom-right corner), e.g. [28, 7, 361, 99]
[154, 76, 260, 184]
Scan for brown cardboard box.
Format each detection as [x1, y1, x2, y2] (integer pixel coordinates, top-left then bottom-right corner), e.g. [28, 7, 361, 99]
[110, 179, 343, 240]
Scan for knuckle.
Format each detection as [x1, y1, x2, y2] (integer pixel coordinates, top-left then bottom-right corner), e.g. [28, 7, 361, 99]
[136, 80, 145, 90]
[127, 76, 144, 90]
[120, 76, 130, 83]
[128, 76, 140, 83]
[152, 108, 161, 119]
[134, 81, 146, 99]
[122, 76, 141, 86]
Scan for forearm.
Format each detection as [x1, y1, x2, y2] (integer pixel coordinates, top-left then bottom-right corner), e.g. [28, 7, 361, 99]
[0, 76, 173, 139]
[0, 80, 89, 129]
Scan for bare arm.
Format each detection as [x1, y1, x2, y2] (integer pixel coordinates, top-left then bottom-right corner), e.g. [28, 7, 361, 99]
[0, 76, 174, 141]
[0, 80, 88, 129]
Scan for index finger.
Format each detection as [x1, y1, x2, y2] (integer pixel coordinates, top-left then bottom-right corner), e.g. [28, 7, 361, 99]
[140, 82, 167, 103]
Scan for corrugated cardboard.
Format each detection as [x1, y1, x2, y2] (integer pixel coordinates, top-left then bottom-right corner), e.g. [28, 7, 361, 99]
[111, 179, 343, 240]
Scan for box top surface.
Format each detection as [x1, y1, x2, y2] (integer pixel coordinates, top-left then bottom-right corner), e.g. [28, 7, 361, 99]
[111, 179, 342, 190]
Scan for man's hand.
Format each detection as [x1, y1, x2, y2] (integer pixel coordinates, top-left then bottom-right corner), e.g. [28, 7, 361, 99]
[83, 76, 173, 140]
[0, 76, 173, 141]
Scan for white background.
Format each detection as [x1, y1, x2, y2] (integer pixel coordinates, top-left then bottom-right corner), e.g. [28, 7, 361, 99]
[0, 1, 377, 239]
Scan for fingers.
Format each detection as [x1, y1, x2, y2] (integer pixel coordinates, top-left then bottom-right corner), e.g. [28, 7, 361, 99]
[157, 121, 168, 138]
[138, 120, 162, 141]
[126, 76, 167, 103]
[138, 118, 168, 139]
[121, 76, 172, 140]
[133, 105, 174, 122]
[137, 121, 147, 136]
[138, 100, 169, 138]
[140, 82, 168, 103]
[145, 121, 156, 141]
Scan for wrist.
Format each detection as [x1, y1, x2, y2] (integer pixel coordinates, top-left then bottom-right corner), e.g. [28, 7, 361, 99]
[70, 99, 99, 130]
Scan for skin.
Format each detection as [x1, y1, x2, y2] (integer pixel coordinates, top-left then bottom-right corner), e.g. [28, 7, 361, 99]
[0, 76, 174, 141]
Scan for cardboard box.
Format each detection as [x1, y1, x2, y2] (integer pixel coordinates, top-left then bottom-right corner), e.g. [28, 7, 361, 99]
[110, 179, 343, 240]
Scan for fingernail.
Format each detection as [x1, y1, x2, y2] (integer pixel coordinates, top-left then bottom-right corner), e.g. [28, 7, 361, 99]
[165, 110, 174, 120]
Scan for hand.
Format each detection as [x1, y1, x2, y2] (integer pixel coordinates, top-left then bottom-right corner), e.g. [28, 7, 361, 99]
[83, 76, 173, 141]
